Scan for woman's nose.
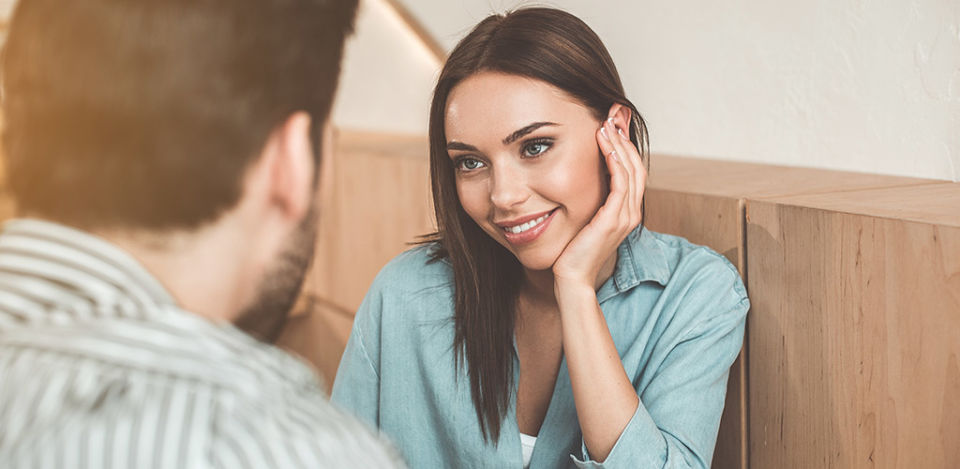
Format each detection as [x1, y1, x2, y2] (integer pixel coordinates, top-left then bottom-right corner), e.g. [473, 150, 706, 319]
[489, 167, 530, 210]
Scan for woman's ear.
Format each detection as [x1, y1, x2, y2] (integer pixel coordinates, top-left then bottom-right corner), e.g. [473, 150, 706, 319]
[605, 103, 632, 134]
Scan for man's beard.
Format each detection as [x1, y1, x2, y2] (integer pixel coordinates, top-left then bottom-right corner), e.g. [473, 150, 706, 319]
[235, 206, 318, 343]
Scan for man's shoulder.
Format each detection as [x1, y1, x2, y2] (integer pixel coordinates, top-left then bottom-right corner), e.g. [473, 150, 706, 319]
[0, 338, 406, 468]
[215, 383, 407, 467]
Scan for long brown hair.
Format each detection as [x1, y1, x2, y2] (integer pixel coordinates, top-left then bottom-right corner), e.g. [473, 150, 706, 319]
[426, 7, 650, 442]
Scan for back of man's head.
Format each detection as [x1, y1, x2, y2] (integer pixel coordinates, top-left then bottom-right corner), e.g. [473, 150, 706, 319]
[1, 0, 358, 231]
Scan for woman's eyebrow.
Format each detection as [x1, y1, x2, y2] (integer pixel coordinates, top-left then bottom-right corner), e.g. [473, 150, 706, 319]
[502, 122, 559, 145]
[446, 122, 559, 152]
[446, 141, 478, 152]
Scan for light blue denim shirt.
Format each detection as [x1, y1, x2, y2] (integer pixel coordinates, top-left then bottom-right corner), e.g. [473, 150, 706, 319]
[332, 227, 748, 468]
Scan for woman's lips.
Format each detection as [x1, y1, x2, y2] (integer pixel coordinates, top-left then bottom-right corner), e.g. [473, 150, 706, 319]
[501, 209, 557, 246]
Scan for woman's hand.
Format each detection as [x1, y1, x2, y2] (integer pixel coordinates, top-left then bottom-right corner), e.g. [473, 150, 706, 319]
[552, 117, 647, 290]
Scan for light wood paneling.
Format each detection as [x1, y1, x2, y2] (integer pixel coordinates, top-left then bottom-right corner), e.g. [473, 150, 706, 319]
[279, 129, 435, 386]
[307, 129, 435, 313]
[649, 155, 939, 199]
[278, 299, 357, 392]
[0, 112, 13, 223]
[644, 156, 940, 469]
[746, 183, 960, 468]
[0, 159, 14, 223]
[759, 182, 960, 227]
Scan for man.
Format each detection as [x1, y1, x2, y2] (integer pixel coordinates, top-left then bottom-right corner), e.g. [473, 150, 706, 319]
[0, 0, 404, 467]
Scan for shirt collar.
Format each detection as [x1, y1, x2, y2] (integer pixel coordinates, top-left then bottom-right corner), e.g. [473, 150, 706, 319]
[0, 219, 319, 391]
[599, 227, 670, 302]
[0, 218, 177, 308]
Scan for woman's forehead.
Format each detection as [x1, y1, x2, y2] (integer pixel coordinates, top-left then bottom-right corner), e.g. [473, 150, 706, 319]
[445, 72, 592, 142]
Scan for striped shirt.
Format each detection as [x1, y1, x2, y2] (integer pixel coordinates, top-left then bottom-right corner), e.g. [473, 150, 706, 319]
[0, 218, 405, 468]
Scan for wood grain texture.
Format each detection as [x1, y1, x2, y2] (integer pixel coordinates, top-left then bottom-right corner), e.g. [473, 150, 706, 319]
[646, 156, 942, 469]
[306, 129, 435, 313]
[277, 299, 357, 393]
[746, 199, 960, 468]
[279, 129, 435, 388]
[0, 151, 13, 224]
[758, 182, 960, 227]
[649, 155, 941, 199]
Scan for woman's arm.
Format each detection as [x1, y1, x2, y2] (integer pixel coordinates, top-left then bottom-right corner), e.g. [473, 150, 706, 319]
[551, 112, 647, 462]
[567, 290, 747, 468]
[556, 281, 639, 462]
[555, 112, 748, 467]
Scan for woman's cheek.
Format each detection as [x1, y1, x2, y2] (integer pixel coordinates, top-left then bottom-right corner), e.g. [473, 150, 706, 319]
[456, 180, 488, 225]
[544, 150, 606, 215]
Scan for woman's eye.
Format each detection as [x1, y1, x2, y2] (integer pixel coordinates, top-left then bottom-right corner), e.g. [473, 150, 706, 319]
[457, 158, 485, 171]
[522, 140, 552, 158]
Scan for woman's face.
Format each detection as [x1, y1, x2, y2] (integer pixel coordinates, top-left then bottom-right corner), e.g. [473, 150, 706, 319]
[445, 72, 608, 272]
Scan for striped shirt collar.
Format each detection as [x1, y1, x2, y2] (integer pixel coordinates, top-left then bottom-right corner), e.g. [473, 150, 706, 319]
[0, 218, 177, 311]
[0, 217, 319, 392]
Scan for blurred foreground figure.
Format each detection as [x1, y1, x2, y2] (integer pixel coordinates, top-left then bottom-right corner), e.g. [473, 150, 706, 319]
[0, 0, 403, 467]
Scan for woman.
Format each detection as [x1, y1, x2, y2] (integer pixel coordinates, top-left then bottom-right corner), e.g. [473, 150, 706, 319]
[332, 7, 748, 468]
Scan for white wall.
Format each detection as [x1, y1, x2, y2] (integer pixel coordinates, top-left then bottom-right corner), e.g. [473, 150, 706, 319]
[331, 0, 441, 135]
[338, 0, 960, 182]
[1, 0, 955, 181]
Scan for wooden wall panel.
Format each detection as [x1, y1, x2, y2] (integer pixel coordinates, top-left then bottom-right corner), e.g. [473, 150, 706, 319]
[307, 130, 435, 313]
[278, 299, 357, 391]
[0, 119, 14, 224]
[746, 183, 960, 468]
[645, 156, 940, 469]
[649, 155, 937, 199]
[279, 130, 435, 388]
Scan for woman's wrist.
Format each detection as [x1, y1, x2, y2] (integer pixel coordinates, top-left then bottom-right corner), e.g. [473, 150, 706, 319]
[554, 278, 598, 314]
[553, 273, 593, 292]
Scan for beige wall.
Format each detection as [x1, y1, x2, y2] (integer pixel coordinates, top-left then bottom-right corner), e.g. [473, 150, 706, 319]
[331, 0, 441, 135]
[337, 0, 960, 182]
[4, 0, 955, 182]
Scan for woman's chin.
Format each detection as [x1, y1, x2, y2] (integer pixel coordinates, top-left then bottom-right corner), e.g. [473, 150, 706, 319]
[513, 251, 560, 273]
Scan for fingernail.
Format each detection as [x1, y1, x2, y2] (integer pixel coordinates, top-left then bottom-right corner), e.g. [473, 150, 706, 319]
[617, 128, 629, 141]
[600, 126, 609, 140]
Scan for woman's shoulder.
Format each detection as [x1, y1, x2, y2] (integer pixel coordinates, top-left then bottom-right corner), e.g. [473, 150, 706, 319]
[367, 242, 454, 297]
[634, 229, 748, 308]
[355, 243, 456, 332]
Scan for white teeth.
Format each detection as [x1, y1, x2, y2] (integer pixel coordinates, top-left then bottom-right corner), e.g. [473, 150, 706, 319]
[505, 213, 550, 234]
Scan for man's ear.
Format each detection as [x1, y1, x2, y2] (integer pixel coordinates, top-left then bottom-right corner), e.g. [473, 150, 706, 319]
[606, 103, 632, 135]
[265, 111, 315, 222]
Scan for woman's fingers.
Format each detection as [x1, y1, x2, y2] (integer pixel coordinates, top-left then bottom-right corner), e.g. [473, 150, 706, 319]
[611, 119, 646, 227]
[595, 126, 628, 228]
[604, 120, 634, 224]
[603, 118, 640, 229]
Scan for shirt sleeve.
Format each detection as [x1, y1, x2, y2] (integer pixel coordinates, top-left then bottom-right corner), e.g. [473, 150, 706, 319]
[330, 276, 386, 429]
[571, 274, 749, 468]
[212, 384, 406, 469]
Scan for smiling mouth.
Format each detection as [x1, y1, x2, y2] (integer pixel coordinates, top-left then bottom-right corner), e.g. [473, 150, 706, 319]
[497, 208, 558, 246]
[499, 208, 555, 233]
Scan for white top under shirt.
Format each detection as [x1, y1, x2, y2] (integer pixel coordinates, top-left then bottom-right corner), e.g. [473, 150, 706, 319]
[520, 433, 537, 468]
